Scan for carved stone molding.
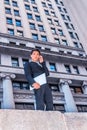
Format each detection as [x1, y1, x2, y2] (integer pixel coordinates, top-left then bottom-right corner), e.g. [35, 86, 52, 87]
[59, 79, 72, 85]
[0, 73, 16, 79]
[82, 81, 87, 87]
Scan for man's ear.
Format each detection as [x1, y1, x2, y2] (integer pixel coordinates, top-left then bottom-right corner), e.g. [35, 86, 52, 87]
[30, 54, 32, 58]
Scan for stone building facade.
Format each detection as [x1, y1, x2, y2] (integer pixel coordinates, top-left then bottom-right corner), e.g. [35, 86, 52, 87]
[0, 0, 87, 112]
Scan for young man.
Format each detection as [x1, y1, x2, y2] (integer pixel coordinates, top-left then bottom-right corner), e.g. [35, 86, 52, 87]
[24, 49, 53, 111]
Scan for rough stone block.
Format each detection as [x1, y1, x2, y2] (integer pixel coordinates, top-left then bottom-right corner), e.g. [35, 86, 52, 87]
[0, 110, 66, 130]
[0, 110, 87, 130]
[65, 113, 87, 130]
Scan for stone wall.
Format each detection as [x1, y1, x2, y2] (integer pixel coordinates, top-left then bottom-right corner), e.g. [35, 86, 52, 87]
[0, 110, 87, 130]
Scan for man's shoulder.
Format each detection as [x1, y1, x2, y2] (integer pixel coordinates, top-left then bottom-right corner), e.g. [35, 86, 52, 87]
[24, 61, 30, 68]
[24, 61, 36, 67]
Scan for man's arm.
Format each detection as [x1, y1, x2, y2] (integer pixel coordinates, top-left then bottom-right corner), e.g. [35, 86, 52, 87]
[41, 61, 49, 76]
[24, 62, 35, 85]
[39, 55, 49, 76]
[24, 62, 40, 89]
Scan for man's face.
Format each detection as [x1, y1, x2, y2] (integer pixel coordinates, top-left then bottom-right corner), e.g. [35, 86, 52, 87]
[30, 51, 40, 62]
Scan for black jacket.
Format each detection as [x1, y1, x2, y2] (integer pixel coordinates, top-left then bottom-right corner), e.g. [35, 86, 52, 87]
[24, 61, 49, 86]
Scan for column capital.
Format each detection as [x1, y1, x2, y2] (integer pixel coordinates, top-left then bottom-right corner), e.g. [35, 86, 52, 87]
[0, 73, 16, 79]
[59, 79, 72, 85]
[82, 81, 87, 87]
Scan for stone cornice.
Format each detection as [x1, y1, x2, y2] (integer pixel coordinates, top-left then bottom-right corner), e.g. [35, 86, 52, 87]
[0, 32, 85, 52]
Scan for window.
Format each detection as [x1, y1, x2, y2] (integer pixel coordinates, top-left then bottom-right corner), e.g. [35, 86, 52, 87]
[35, 46, 41, 50]
[49, 63, 56, 71]
[79, 53, 83, 57]
[6, 18, 13, 25]
[55, 0, 60, 5]
[42, 2, 46, 7]
[79, 43, 83, 49]
[27, 13, 33, 19]
[30, 0, 36, 4]
[14, 10, 20, 16]
[20, 43, 26, 47]
[61, 14, 66, 20]
[29, 23, 36, 30]
[15, 20, 22, 27]
[45, 48, 50, 51]
[38, 25, 44, 31]
[5, 8, 11, 14]
[69, 32, 75, 39]
[54, 38, 60, 44]
[15, 103, 34, 110]
[17, 30, 23, 36]
[67, 52, 72, 55]
[33, 6, 38, 12]
[47, 18, 53, 24]
[63, 8, 67, 13]
[4, 0, 10, 4]
[11, 57, 19, 67]
[74, 87, 83, 94]
[54, 20, 60, 26]
[77, 105, 87, 112]
[51, 28, 56, 34]
[41, 35, 47, 42]
[64, 65, 71, 73]
[13, 82, 20, 89]
[58, 29, 64, 36]
[53, 104, 65, 112]
[13, 82, 29, 90]
[75, 33, 79, 40]
[32, 33, 38, 40]
[50, 84, 59, 93]
[59, 50, 64, 54]
[65, 22, 71, 29]
[73, 42, 79, 48]
[8, 29, 14, 35]
[35, 15, 41, 21]
[25, 4, 30, 10]
[22, 83, 29, 90]
[60, 1, 64, 6]
[48, 4, 53, 9]
[12, 1, 18, 7]
[67, 15, 71, 21]
[58, 7, 63, 12]
[9, 41, 16, 45]
[22, 59, 29, 66]
[70, 86, 83, 94]
[73, 66, 79, 74]
[44, 10, 50, 15]
[62, 40, 68, 46]
[71, 24, 75, 30]
[51, 11, 56, 17]
[24, 0, 29, 2]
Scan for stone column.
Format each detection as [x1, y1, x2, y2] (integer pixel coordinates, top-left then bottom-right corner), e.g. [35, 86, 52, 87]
[59, 79, 78, 112]
[0, 73, 16, 109]
[82, 81, 87, 94]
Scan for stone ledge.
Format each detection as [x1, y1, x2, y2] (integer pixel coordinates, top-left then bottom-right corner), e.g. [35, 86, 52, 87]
[0, 110, 87, 130]
[65, 113, 87, 130]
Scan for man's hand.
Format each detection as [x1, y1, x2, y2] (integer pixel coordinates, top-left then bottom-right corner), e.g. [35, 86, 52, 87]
[39, 55, 44, 63]
[32, 82, 40, 89]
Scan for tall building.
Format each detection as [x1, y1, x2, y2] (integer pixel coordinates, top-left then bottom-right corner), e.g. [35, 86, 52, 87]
[0, 0, 87, 112]
[63, 0, 87, 54]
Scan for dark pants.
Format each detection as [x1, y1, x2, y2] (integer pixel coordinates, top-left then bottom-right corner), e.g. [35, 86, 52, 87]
[34, 84, 53, 111]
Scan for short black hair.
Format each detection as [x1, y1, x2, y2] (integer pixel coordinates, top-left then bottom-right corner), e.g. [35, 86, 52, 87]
[30, 48, 41, 55]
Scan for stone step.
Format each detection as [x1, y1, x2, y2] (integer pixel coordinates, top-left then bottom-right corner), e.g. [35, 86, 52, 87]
[0, 110, 87, 130]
